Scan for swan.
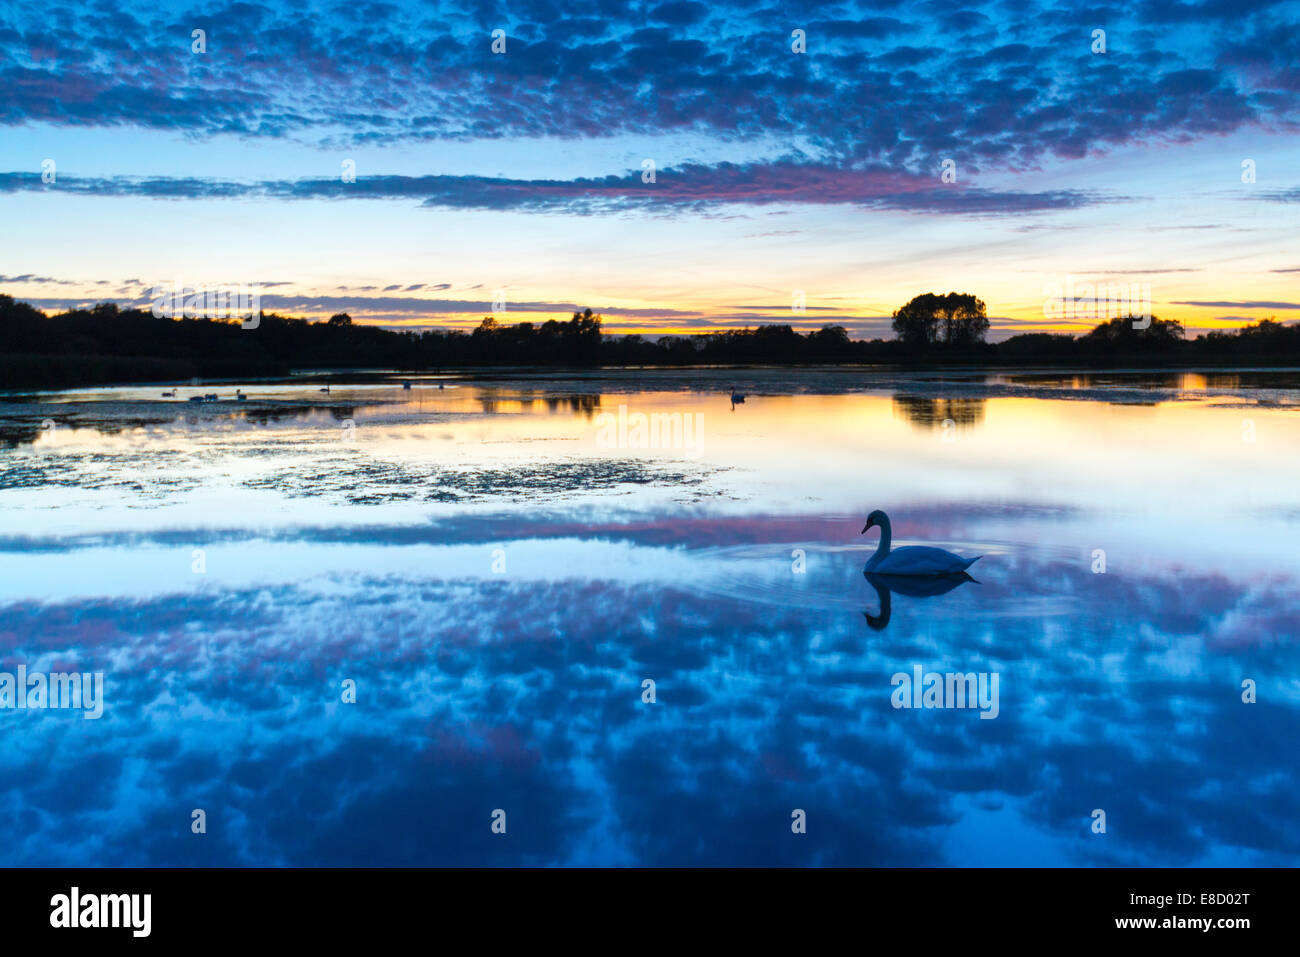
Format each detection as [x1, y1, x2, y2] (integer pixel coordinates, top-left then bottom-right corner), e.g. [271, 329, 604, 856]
[320, 383, 330, 393]
[861, 509, 981, 575]
[160, 389, 176, 398]
[728, 386, 746, 404]
[235, 389, 247, 401]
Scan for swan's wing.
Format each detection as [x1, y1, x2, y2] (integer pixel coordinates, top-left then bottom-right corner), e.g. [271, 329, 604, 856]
[876, 546, 976, 575]
[867, 570, 973, 597]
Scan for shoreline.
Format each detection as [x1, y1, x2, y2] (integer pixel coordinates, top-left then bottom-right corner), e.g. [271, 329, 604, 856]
[8, 360, 1300, 397]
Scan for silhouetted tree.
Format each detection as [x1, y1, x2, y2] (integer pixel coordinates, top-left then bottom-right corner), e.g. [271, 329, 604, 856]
[940, 293, 989, 345]
[563, 308, 602, 364]
[1080, 315, 1183, 348]
[891, 292, 989, 346]
[892, 293, 944, 345]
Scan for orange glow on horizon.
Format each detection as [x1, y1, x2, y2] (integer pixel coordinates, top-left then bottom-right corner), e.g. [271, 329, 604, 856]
[17, 295, 1296, 339]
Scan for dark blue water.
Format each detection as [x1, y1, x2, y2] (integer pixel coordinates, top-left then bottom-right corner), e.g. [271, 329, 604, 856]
[1, 376, 1297, 865]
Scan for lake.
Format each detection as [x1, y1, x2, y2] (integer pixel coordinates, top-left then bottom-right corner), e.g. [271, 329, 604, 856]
[1, 368, 1297, 865]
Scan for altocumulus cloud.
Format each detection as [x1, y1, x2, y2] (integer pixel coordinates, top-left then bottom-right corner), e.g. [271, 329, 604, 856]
[1, 0, 1298, 207]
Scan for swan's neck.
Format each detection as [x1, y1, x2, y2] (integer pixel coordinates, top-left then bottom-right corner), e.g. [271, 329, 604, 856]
[865, 577, 891, 630]
[871, 517, 892, 564]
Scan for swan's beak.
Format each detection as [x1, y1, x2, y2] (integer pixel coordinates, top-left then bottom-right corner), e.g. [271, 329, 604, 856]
[861, 521, 873, 534]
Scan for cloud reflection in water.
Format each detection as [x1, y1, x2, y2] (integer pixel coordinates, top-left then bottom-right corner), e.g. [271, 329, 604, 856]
[1, 511, 1296, 866]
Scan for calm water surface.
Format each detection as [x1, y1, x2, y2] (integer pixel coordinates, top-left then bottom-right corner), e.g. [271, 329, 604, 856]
[1, 371, 1297, 865]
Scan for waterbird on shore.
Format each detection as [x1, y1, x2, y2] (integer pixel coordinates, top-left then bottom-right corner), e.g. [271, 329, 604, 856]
[161, 389, 176, 397]
[320, 383, 330, 394]
[729, 386, 746, 404]
[236, 389, 247, 401]
[861, 510, 981, 575]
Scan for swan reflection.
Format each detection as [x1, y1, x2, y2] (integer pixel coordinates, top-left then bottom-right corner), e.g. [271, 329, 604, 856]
[863, 570, 976, 631]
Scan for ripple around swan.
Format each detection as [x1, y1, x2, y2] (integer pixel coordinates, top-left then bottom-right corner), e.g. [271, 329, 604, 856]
[676, 540, 1071, 616]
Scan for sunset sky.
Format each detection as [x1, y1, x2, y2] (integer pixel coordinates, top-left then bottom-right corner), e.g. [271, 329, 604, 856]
[1, 0, 1297, 339]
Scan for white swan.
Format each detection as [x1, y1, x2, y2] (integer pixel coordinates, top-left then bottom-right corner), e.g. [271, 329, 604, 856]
[862, 509, 981, 575]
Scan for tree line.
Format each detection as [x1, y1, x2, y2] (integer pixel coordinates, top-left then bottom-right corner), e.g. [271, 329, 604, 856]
[1, 292, 1297, 389]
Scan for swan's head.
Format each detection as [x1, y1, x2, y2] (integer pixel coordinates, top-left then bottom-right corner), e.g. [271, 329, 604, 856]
[861, 509, 887, 534]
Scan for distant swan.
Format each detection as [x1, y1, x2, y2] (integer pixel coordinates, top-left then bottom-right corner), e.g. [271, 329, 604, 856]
[320, 383, 330, 393]
[862, 509, 981, 575]
[729, 386, 746, 405]
[160, 389, 176, 397]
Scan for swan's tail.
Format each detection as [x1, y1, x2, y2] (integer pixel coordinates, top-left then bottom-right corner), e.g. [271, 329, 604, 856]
[960, 555, 983, 571]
